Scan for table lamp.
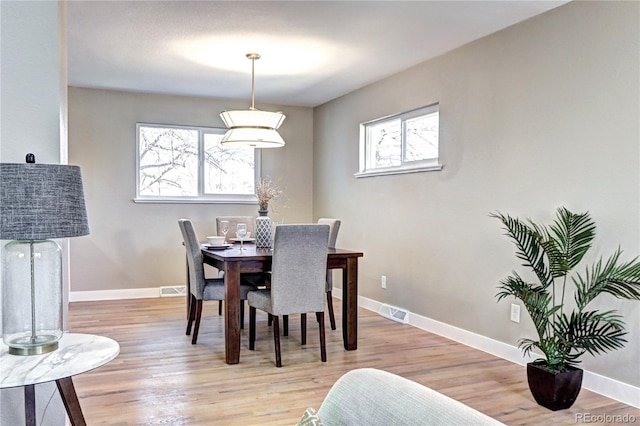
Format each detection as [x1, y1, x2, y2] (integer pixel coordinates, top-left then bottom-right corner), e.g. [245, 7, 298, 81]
[1, 154, 89, 355]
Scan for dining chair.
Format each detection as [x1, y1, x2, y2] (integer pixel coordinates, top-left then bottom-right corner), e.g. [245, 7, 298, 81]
[247, 224, 330, 367]
[178, 219, 256, 344]
[270, 219, 341, 335]
[317, 218, 341, 330]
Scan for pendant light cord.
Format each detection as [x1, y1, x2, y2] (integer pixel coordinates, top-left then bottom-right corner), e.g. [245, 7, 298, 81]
[247, 53, 260, 111]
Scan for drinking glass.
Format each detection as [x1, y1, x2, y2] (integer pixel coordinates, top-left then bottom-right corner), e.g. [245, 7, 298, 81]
[236, 223, 247, 251]
[220, 220, 229, 243]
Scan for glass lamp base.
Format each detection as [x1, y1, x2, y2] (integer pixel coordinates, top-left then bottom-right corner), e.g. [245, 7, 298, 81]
[7, 334, 60, 356]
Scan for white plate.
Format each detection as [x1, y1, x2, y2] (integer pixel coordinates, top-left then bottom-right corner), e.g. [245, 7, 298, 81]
[228, 238, 256, 243]
[203, 243, 233, 250]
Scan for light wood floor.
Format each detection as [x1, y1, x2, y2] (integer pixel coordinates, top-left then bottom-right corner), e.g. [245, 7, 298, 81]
[68, 297, 639, 425]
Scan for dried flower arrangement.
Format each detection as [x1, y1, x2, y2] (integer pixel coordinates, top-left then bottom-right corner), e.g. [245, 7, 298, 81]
[256, 177, 283, 211]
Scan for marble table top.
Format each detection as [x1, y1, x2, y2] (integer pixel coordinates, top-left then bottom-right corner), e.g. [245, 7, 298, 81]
[0, 333, 120, 388]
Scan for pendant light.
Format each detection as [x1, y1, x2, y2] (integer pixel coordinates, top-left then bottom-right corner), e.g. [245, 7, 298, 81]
[220, 53, 286, 148]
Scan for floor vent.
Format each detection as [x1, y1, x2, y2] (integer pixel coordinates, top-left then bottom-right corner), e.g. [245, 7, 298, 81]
[160, 286, 187, 297]
[378, 304, 410, 324]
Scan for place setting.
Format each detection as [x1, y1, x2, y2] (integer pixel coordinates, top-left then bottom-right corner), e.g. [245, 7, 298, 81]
[202, 235, 232, 251]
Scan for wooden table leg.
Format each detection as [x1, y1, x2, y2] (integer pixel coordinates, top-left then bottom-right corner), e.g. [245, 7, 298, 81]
[24, 384, 36, 426]
[224, 261, 241, 364]
[56, 377, 86, 426]
[342, 257, 359, 350]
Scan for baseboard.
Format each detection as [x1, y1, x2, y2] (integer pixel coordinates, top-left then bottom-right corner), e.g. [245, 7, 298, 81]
[336, 289, 640, 409]
[69, 287, 163, 302]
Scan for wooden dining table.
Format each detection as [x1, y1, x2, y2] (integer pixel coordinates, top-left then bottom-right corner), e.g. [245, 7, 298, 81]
[199, 244, 364, 364]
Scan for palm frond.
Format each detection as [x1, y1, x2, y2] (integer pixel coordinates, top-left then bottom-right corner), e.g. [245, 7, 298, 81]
[547, 207, 595, 277]
[497, 273, 556, 346]
[490, 212, 552, 288]
[574, 249, 640, 309]
[518, 338, 541, 359]
[556, 310, 628, 360]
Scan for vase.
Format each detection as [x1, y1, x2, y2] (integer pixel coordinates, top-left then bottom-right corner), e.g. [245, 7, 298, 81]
[255, 210, 272, 248]
[526, 361, 583, 411]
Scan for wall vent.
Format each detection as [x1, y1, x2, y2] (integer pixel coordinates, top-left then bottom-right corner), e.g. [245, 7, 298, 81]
[160, 286, 187, 297]
[378, 304, 410, 324]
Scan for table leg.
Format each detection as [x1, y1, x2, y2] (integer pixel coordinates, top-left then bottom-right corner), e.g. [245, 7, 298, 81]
[56, 377, 87, 426]
[224, 261, 241, 364]
[24, 384, 36, 426]
[342, 257, 359, 350]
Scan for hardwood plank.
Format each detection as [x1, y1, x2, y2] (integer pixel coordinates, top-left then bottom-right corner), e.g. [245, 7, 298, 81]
[68, 297, 639, 425]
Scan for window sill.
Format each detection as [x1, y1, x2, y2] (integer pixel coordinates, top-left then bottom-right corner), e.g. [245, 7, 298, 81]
[133, 195, 258, 204]
[354, 163, 443, 178]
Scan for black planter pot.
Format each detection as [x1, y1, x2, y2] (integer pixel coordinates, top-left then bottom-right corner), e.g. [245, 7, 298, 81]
[526, 361, 583, 411]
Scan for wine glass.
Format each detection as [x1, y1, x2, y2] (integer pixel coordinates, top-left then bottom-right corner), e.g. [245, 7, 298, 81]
[220, 220, 229, 243]
[236, 223, 247, 251]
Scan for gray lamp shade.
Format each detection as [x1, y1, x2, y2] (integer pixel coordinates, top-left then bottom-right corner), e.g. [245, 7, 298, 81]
[0, 163, 90, 240]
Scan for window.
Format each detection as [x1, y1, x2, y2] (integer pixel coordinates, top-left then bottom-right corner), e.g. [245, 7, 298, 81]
[355, 103, 441, 178]
[135, 123, 259, 203]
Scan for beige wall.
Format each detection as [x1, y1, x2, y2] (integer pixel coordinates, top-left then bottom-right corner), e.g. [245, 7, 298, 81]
[314, 1, 639, 387]
[68, 88, 314, 293]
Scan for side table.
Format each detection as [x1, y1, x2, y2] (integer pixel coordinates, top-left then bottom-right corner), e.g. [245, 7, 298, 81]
[0, 333, 120, 426]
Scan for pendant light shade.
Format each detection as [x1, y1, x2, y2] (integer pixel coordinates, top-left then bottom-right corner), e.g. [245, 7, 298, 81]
[220, 53, 286, 148]
[220, 109, 285, 148]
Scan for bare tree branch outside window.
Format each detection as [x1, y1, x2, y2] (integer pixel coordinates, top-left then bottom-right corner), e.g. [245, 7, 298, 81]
[139, 127, 198, 196]
[137, 124, 256, 200]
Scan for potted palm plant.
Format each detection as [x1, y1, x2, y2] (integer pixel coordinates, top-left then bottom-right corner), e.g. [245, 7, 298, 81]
[491, 207, 640, 410]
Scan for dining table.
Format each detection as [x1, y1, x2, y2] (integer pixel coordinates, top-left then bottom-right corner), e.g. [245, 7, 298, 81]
[198, 243, 364, 364]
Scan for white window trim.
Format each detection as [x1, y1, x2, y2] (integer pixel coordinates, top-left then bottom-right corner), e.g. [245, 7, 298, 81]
[354, 162, 442, 178]
[355, 103, 442, 178]
[134, 123, 261, 204]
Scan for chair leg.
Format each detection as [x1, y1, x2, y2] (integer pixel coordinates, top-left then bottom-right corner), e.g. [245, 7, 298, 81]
[301, 313, 307, 345]
[327, 291, 336, 330]
[283, 315, 289, 336]
[272, 316, 282, 367]
[240, 301, 245, 330]
[186, 294, 196, 335]
[249, 306, 256, 350]
[317, 312, 326, 362]
[192, 299, 203, 344]
[218, 300, 223, 316]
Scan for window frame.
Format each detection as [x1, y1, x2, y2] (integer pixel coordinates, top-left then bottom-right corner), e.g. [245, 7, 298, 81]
[355, 103, 442, 178]
[134, 122, 261, 204]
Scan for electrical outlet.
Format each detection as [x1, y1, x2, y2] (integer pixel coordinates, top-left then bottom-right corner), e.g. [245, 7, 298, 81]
[510, 304, 520, 323]
[381, 275, 387, 289]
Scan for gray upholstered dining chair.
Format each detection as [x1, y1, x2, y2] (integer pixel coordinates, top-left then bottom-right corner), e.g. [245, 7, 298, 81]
[179, 218, 256, 344]
[247, 224, 330, 367]
[317, 218, 341, 330]
[272, 219, 341, 335]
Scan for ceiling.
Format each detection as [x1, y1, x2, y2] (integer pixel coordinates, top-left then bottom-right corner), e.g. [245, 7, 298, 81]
[67, 1, 569, 108]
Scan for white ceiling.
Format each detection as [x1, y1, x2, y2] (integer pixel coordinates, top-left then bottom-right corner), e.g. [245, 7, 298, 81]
[67, 1, 569, 108]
